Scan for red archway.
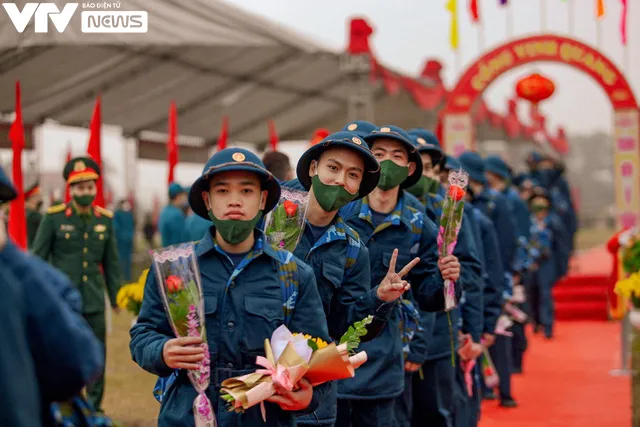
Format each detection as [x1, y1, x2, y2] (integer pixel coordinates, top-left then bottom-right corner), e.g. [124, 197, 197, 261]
[439, 34, 640, 230]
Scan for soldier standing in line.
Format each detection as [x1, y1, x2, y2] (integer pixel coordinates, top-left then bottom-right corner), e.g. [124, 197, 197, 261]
[32, 156, 122, 413]
[24, 182, 43, 249]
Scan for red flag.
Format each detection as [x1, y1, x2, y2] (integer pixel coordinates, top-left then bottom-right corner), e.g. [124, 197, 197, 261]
[217, 116, 229, 151]
[86, 97, 104, 207]
[167, 101, 178, 184]
[469, 0, 480, 23]
[268, 120, 279, 151]
[620, 0, 628, 45]
[8, 81, 27, 249]
[64, 143, 72, 203]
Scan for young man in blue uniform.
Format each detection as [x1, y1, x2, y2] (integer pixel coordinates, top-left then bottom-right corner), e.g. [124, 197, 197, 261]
[131, 148, 331, 427]
[114, 199, 135, 282]
[159, 182, 188, 246]
[335, 125, 461, 427]
[527, 187, 570, 339]
[401, 130, 484, 427]
[458, 151, 518, 408]
[289, 130, 419, 426]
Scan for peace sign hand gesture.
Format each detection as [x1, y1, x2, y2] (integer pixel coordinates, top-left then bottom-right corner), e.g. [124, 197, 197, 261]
[376, 249, 420, 303]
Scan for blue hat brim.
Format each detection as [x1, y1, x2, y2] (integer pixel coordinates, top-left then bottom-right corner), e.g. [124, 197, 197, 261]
[189, 163, 281, 220]
[0, 183, 17, 203]
[364, 133, 423, 188]
[296, 141, 381, 199]
[485, 164, 510, 180]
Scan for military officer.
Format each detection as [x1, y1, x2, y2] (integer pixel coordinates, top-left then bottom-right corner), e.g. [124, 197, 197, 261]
[32, 156, 122, 412]
[24, 182, 43, 249]
[159, 182, 188, 246]
[131, 148, 330, 427]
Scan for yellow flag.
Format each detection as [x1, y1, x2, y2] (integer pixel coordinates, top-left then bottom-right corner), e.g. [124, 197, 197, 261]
[446, 0, 459, 50]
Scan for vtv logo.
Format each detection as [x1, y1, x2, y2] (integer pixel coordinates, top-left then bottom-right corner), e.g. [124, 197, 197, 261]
[2, 3, 78, 33]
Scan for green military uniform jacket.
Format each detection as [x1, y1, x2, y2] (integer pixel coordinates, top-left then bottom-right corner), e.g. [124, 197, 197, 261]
[32, 203, 122, 314]
[26, 208, 42, 249]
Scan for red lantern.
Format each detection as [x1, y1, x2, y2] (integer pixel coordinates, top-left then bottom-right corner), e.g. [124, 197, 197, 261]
[515, 73, 555, 105]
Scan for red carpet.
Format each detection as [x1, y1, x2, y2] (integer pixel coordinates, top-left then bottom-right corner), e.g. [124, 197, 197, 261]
[479, 321, 630, 427]
[553, 247, 614, 321]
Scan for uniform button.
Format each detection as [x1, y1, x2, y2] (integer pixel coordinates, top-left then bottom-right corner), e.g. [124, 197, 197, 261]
[226, 362, 234, 369]
[65, 233, 70, 239]
[83, 248, 88, 254]
[229, 281, 235, 289]
[84, 233, 88, 239]
[227, 321, 235, 330]
[83, 275, 88, 282]
[83, 261, 88, 268]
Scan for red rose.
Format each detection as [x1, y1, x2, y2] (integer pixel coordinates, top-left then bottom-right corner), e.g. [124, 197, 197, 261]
[448, 185, 466, 202]
[283, 200, 298, 217]
[166, 275, 183, 293]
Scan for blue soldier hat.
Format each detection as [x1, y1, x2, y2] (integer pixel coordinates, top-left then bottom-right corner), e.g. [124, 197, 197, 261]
[296, 131, 381, 200]
[484, 155, 511, 180]
[364, 125, 423, 188]
[168, 182, 187, 199]
[407, 130, 443, 165]
[458, 151, 486, 184]
[527, 151, 543, 165]
[443, 155, 461, 171]
[342, 120, 377, 139]
[0, 165, 17, 203]
[189, 148, 281, 219]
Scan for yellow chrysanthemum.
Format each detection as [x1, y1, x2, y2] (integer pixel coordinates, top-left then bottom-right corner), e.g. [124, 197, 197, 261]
[310, 337, 328, 349]
[615, 272, 640, 299]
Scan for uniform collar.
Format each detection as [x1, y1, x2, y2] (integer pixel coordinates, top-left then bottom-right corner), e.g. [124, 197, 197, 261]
[359, 192, 414, 231]
[306, 212, 351, 251]
[195, 227, 272, 259]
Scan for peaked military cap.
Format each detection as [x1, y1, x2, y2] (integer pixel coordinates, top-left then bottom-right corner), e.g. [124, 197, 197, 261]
[189, 148, 280, 219]
[63, 157, 100, 185]
[24, 181, 40, 199]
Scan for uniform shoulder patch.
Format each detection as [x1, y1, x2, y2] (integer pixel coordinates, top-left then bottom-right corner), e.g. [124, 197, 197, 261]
[47, 204, 66, 214]
[95, 206, 113, 218]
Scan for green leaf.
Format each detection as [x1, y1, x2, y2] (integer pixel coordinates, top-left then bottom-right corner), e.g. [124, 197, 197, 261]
[307, 339, 318, 352]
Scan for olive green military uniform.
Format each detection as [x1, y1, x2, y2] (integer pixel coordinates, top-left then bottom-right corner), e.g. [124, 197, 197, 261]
[26, 208, 42, 249]
[31, 157, 122, 411]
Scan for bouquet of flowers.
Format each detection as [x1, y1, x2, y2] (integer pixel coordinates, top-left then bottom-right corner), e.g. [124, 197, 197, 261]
[151, 243, 216, 427]
[437, 168, 469, 311]
[220, 316, 373, 421]
[264, 187, 310, 252]
[622, 233, 640, 275]
[116, 269, 148, 317]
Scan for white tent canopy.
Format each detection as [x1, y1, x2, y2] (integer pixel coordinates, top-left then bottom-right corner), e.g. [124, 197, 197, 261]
[0, 0, 363, 144]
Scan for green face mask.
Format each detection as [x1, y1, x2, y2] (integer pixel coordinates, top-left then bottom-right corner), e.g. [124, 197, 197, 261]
[73, 194, 95, 207]
[531, 204, 549, 213]
[377, 160, 409, 191]
[311, 175, 358, 212]
[208, 211, 263, 245]
[406, 176, 441, 198]
[406, 175, 428, 198]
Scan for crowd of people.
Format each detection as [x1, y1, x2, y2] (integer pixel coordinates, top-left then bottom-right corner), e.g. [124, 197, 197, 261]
[0, 119, 576, 427]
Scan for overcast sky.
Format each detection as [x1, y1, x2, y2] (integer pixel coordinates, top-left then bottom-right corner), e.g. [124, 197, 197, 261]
[230, 0, 639, 136]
